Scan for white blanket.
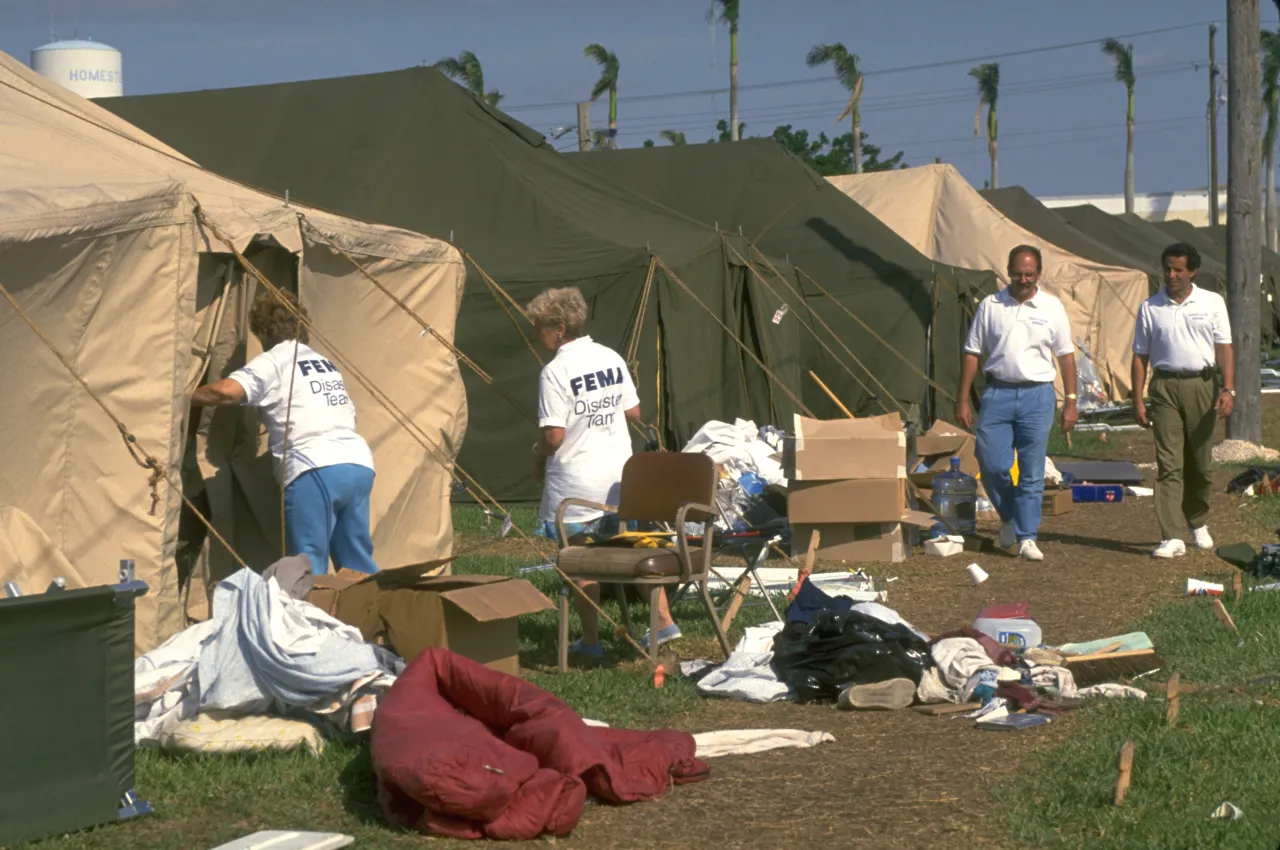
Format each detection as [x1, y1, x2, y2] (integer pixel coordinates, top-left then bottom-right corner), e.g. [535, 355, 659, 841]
[682, 419, 787, 486]
[692, 729, 835, 758]
[134, 568, 400, 745]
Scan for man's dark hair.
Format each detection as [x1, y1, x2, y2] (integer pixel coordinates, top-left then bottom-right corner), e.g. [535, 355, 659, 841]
[249, 289, 310, 350]
[1161, 242, 1201, 272]
[1007, 244, 1043, 273]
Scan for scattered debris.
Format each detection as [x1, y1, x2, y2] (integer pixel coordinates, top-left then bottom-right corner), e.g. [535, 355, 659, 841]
[967, 563, 989, 585]
[1114, 741, 1135, 805]
[1186, 578, 1225, 597]
[1166, 672, 1180, 729]
[1213, 440, 1280, 464]
[1210, 801, 1244, 821]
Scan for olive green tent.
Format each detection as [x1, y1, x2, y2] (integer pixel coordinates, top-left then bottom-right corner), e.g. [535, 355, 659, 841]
[102, 68, 820, 502]
[982, 187, 1162, 292]
[568, 139, 1000, 421]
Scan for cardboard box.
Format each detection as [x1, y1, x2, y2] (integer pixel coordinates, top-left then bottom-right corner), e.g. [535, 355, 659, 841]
[785, 413, 905, 482]
[788, 478, 906, 524]
[910, 419, 980, 488]
[1042, 488, 1074, 516]
[791, 511, 934, 563]
[306, 561, 554, 676]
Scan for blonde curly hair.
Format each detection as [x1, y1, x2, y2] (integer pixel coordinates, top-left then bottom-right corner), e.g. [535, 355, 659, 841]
[525, 287, 588, 337]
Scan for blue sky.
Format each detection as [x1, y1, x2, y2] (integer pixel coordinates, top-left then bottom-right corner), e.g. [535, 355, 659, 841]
[3, 0, 1277, 196]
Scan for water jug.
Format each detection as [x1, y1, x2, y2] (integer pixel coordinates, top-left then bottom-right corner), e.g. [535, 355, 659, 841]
[932, 456, 978, 534]
[973, 616, 1043, 649]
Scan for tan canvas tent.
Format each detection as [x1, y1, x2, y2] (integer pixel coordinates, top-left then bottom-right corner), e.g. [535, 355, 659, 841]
[828, 165, 1147, 400]
[0, 51, 467, 653]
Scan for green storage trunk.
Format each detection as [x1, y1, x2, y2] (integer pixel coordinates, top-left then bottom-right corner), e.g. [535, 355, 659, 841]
[0, 564, 150, 845]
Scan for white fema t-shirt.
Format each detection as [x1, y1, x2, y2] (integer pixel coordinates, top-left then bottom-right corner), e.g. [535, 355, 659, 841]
[537, 336, 640, 523]
[1132, 285, 1232, 372]
[964, 288, 1075, 383]
[228, 342, 374, 487]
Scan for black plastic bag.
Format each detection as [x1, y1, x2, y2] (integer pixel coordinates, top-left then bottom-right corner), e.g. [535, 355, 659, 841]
[770, 608, 932, 704]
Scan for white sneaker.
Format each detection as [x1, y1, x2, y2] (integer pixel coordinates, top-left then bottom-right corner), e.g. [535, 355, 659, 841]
[1191, 526, 1214, 550]
[1153, 539, 1187, 558]
[1018, 539, 1044, 561]
[998, 520, 1017, 550]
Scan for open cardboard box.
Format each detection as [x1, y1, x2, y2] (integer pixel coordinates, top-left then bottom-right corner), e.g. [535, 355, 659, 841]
[910, 419, 979, 487]
[784, 413, 905, 482]
[307, 559, 554, 676]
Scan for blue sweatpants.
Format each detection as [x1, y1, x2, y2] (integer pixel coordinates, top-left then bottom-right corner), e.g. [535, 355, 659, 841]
[284, 463, 379, 575]
[974, 382, 1056, 542]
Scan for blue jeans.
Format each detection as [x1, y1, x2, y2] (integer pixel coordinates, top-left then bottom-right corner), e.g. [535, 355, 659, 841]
[975, 382, 1056, 542]
[284, 463, 378, 575]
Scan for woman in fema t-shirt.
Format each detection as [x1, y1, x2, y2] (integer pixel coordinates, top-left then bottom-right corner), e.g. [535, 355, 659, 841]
[528, 287, 681, 659]
[190, 290, 378, 576]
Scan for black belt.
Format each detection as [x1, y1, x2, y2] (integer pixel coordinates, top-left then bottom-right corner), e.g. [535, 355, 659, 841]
[984, 376, 1050, 389]
[1153, 367, 1213, 380]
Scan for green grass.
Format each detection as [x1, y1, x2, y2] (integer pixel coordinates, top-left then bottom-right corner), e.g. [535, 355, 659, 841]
[22, 505, 779, 849]
[1045, 421, 1139, 459]
[995, 572, 1280, 849]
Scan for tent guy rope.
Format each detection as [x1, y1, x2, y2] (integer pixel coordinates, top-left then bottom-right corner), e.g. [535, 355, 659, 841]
[0, 275, 249, 570]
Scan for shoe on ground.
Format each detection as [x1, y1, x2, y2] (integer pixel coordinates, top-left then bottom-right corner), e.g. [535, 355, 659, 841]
[1018, 539, 1044, 561]
[1192, 526, 1214, 550]
[569, 638, 604, 658]
[998, 520, 1017, 550]
[1152, 539, 1187, 559]
[640, 623, 682, 650]
[838, 677, 916, 711]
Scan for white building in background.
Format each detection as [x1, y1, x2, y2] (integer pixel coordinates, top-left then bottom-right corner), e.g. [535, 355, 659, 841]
[30, 40, 122, 99]
[1039, 189, 1228, 228]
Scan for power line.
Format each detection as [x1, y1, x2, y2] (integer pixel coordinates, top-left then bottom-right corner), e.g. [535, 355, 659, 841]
[503, 19, 1216, 114]
[607, 62, 1201, 139]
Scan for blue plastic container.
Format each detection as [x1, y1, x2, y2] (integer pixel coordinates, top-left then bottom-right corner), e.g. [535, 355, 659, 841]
[1071, 484, 1124, 503]
[932, 456, 978, 534]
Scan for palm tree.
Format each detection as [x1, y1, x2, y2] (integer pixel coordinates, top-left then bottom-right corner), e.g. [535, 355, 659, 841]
[583, 43, 619, 149]
[1102, 39, 1136, 215]
[433, 50, 503, 107]
[659, 130, 688, 146]
[969, 62, 1000, 190]
[709, 1, 741, 141]
[806, 43, 864, 174]
[1263, 30, 1280, 251]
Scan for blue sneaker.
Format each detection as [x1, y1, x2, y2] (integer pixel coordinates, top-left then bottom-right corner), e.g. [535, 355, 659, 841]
[569, 638, 604, 658]
[640, 624, 683, 650]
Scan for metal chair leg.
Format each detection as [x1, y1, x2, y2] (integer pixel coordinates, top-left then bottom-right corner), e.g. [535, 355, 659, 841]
[557, 584, 570, 673]
[698, 579, 733, 659]
[615, 584, 634, 638]
[648, 585, 662, 668]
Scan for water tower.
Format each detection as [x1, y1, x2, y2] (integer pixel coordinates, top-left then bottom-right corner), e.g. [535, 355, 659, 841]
[31, 39, 123, 99]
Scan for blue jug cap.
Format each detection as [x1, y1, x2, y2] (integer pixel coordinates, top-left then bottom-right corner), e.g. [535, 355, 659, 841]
[950, 456, 961, 470]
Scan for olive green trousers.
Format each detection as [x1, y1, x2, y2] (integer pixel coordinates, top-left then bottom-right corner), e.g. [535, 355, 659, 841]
[1149, 374, 1216, 541]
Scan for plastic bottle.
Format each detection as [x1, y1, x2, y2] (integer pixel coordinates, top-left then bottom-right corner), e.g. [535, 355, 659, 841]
[972, 616, 1043, 649]
[932, 456, 978, 534]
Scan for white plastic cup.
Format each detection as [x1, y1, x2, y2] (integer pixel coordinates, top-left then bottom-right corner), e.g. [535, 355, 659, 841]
[967, 563, 989, 585]
[1185, 577, 1224, 597]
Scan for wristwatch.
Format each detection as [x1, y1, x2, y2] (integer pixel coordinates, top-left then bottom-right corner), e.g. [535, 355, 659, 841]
[1065, 393, 1078, 400]
[1225, 389, 1237, 397]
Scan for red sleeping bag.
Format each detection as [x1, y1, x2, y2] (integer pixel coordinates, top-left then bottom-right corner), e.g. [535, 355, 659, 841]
[371, 648, 709, 840]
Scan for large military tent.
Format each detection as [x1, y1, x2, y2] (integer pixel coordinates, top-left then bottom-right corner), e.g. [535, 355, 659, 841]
[102, 68, 809, 503]
[0, 52, 467, 652]
[828, 165, 1149, 400]
[567, 139, 1000, 420]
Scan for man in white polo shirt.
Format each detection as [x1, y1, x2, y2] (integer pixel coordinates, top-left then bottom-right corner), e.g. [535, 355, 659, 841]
[956, 245, 1078, 561]
[1132, 242, 1235, 558]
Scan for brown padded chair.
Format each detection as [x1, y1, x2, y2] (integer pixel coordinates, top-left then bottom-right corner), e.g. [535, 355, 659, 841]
[555, 452, 733, 671]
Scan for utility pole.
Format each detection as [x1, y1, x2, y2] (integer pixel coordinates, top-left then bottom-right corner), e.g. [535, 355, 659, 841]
[1210, 23, 1221, 227]
[1227, 0, 1262, 442]
[577, 102, 590, 153]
